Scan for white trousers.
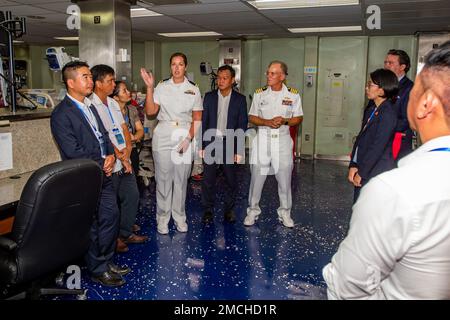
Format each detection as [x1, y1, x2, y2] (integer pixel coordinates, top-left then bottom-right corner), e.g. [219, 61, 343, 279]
[152, 122, 193, 228]
[247, 131, 293, 218]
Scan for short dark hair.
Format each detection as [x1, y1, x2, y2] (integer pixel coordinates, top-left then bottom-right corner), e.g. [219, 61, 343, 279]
[387, 49, 411, 73]
[62, 61, 89, 88]
[421, 40, 450, 114]
[91, 64, 115, 87]
[370, 68, 399, 100]
[170, 52, 187, 66]
[217, 65, 236, 78]
[268, 60, 288, 75]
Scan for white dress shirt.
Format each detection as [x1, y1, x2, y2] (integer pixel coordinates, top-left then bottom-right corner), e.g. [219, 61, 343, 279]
[217, 90, 231, 136]
[90, 93, 127, 173]
[323, 135, 450, 299]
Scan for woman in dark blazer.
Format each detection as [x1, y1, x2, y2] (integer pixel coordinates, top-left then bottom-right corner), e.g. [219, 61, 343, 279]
[348, 69, 399, 202]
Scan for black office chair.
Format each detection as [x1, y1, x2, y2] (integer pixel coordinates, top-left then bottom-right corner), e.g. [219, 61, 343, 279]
[0, 159, 103, 299]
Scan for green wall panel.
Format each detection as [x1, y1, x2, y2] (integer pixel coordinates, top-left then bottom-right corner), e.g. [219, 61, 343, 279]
[260, 38, 305, 92]
[367, 36, 417, 81]
[315, 36, 368, 158]
[160, 41, 219, 95]
[242, 40, 262, 109]
[131, 41, 145, 92]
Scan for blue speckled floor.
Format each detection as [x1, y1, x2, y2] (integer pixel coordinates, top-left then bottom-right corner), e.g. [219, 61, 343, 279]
[73, 160, 353, 300]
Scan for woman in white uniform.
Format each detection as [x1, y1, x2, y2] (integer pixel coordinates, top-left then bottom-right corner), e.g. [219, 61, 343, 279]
[141, 52, 203, 235]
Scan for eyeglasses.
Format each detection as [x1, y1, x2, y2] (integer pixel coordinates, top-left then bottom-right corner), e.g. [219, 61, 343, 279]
[265, 71, 283, 77]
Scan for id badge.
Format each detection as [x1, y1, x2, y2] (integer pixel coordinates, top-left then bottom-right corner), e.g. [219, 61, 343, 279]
[113, 128, 125, 146]
[97, 135, 107, 158]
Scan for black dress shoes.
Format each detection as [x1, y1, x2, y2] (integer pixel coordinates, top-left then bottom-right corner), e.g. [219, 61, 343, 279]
[202, 211, 213, 224]
[108, 263, 131, 276]
[91, 271, 125, 287]
[224, 210, 236, 223]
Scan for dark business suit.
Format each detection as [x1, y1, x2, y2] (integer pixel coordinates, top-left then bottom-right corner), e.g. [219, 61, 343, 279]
[350, 99, 397, 202]
[394, 76, 414, 160]
[201, 89, 248, 213]
[51, 95, 120, 276]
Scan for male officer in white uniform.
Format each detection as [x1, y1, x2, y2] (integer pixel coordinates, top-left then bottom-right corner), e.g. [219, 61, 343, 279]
[244, 60, 303, 228]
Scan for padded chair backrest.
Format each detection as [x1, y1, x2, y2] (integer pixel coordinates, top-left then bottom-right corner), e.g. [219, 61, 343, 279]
[10, 159, 103, 283]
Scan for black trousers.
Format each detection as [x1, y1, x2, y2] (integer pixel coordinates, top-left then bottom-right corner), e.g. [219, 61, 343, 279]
[85, 176, 120, 275]
[112, 171, 139, 239]
[130, 147, 140, 179]
[201, 139, 237, 213]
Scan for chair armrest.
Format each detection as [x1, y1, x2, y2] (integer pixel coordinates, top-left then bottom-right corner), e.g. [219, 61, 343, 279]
[0, 236, 17, 251]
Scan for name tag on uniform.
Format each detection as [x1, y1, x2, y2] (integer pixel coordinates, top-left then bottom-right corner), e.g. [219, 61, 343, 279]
[282, 98, 293, 106]
[184, 90, 196, 95]
[113, 127, 125, 145]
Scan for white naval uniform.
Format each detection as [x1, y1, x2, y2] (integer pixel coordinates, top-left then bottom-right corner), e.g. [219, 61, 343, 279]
[152, 77, 203, 232]
[247, 84, 303, 223]
[90, 93, 127, 173]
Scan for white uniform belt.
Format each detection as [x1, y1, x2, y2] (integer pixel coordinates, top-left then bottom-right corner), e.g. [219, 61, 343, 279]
[258, 130, 289, 138]
[159, 120, 190, 126]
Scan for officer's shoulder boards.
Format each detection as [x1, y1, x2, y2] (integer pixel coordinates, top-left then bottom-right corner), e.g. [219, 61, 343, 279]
[159, 78, 170, 84]
[188, 80, 199, 87]
[287, 87, 299, 94]
[255, 86, 268, 94]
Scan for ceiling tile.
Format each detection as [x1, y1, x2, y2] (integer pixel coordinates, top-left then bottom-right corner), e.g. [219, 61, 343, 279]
[151, 2, 252, 15]
[34, 1, 74, 13]
[10, 0, 70, 4]
[0, 0, 19, 7]
[1, 5, 55, 16]
[132, 16, 203, 33]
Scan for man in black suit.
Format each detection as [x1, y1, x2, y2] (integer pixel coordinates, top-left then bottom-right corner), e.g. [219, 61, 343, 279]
[200, 65, 248, 223]
[51, 61, 128, 287]
[384, 49, 415, 160]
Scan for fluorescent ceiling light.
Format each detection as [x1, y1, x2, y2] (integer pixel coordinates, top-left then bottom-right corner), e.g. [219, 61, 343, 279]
[54, 36, 79, 41]
[158, 31, 222, 37]
[248, 0, 359, 10]
[288, 26, 362, 33]
[237, 33, 265, 36]
[130, 8, 162, 18]
[13, 40, 24, 43]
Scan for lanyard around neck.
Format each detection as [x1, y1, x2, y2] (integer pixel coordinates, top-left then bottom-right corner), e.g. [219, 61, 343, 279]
[103, 101, 117, 127]
[429, 147, 450, 152]
[362, 106, 378, 131]
[74, 101, 99, 133]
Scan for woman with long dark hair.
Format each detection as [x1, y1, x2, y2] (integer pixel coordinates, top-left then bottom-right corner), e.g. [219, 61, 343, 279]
[110, 81, 144, 176]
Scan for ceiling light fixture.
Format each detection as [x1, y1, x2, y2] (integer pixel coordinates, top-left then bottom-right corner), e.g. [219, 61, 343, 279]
[157, 31, 222, 37]
[54, 36, 79, 41]
[248, 0, 359, 10]
[26, 15, 45, 20]
[130, 8, 163, 18]
[288, 26, 362, 33]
